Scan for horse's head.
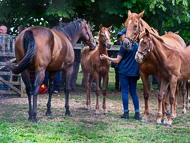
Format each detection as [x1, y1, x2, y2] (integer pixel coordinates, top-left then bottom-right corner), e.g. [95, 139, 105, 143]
[135, 28, 152, 63]
[123, 10, 145, 50]
[81, 19, 96, 49]
[98, 24, 112, 49]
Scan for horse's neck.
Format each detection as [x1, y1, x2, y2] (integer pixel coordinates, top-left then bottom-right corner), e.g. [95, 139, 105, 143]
[69, 35, 80, 47]
[98, 41, 107, 55]
[152, 37, 170, 65]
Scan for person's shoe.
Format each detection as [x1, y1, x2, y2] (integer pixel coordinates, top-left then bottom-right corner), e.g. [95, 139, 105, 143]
[121, 111, 129, 119]
[134, 112, 141, 120]
[53, 90, 59, 94]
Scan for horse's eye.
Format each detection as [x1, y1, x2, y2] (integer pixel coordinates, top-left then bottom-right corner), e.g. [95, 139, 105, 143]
[134, 25, 137, 28]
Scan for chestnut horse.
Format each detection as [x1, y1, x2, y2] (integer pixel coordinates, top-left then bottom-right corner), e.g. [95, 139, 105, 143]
[123, 10, 186, 123]
[136, 28, 190, 127]
[80, 24, 112, 115]
[11, 19, 96, 122]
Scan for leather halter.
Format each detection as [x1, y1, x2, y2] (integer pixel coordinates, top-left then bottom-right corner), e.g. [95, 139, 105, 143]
[99, 31, 110, 44]
[137, 34, 152, 58]
[125, 20, 141, 46]
[83, 20, 94, 45]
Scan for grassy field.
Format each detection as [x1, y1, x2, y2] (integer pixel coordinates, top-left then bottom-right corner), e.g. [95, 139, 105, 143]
[1, 89, 190, 142]
[1, 66, 188, 143]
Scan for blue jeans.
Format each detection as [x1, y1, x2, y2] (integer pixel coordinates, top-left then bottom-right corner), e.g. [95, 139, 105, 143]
[119, 73, 139, 112]
[43, 71, 62, 92]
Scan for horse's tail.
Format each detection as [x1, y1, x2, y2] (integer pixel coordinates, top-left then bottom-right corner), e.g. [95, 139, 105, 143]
[12, 30, 36, 74]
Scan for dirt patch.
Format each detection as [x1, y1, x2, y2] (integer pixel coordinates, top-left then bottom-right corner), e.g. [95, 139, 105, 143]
[0, 89, 189, 126]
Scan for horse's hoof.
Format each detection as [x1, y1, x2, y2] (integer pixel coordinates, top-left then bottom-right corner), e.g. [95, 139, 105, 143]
[28, 116, 33, 122]
[46, 112, 52, 116]
[174, 114, 177, 118]
[104, 113, 108, 115]
[65, 112, 72, 116]
[156, 123, 161, 126]
[141, 118, 147, 123]
[166, 124, 171, 127]
[162, 119, 168, 124]
[87, 107, 92, 111]
[166, 110, 170, 115]
[32, 117, 39, 123]
[182, 111, 187, 114]
[95, 113, 99, 116]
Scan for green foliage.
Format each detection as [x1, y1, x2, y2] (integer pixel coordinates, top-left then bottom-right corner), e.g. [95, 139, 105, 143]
[46, 0, 75, 18]
[0, 0, 189, 41]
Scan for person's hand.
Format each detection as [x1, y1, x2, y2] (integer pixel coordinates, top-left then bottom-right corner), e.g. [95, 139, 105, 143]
[100, 54, 107, 60]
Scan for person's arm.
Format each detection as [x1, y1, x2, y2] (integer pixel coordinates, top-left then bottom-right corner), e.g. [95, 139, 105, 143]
[100, 54, 122, 63]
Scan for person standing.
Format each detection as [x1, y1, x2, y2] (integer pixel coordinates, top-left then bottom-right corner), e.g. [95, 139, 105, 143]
[100, 28, 141, 120]
[112, 34, 123, 91]
[69, 49, 81, 91]
[0, 25, 9, 91]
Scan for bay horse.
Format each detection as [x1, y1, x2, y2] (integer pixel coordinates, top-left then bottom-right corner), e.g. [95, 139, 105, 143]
[80, 24, 112, 115]
[123, 10, 186, 123]
[136, 28, 190, 127]
[11, 19, 96, 122]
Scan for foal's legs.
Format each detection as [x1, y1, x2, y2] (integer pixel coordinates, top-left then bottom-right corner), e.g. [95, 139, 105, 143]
[162, 89, 169, 124]
[64, 67, 73, 116]
[83, 70, 91, 110]
[94, 72, 100, 115]
[140, 72, 149, 122]
[46, 72, 55, 115]
[88, 74, 94, 110]
[32, 68, 45, 122]
[182, 80, 187, 114]
[102, 74, 108, 115]
[21, 69, 32, 121]
[167, 77, 178, 127]
[157, 79, 169, 125]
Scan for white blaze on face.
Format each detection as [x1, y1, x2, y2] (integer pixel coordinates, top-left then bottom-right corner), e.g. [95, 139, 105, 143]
[128, 20, 132, 25]
[105, 31, 110, 42]
[140, 38, 143, 44]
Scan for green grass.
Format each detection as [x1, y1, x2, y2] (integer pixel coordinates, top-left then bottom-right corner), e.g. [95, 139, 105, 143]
[1, 94, 190, 143]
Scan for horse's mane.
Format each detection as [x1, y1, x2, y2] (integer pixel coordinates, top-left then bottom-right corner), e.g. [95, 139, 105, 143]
[52, 19, 84, 40]
[139, 30, 164, 43]
[164, 31, 179, 35]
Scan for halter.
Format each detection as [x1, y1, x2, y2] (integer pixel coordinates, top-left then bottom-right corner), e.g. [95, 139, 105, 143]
[83, 20, 94, 45]
[125, 20, 141, 46]
[100, 33, 110, 44]
[137, 34, 152, 58]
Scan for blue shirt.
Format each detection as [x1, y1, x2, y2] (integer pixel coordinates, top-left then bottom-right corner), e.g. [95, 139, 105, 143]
[118, 43, 140, 77]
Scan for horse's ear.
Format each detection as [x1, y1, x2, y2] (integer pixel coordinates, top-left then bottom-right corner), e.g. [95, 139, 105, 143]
[165, 31, 167, 35]
[137, 10, 145, 19]
[175, 31, 179, 34]
[128, 10, 131, 17]
[86, 16, 91, 24]
[145, 28, 149, 36]
[99, 24, 103, 30]
[108, 25, 112, 31]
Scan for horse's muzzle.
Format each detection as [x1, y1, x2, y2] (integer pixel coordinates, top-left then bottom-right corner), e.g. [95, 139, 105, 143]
[106, 43, 112, 49]
[135, 54, 143, 63]
[123, 40, 132, 50]
[90, 42, 96, 50]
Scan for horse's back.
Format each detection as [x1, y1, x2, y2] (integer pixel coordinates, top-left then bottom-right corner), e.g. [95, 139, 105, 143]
[15, 26, 54, 67]
[81, 46, 97, 74]
[161, 33, 186, 49]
